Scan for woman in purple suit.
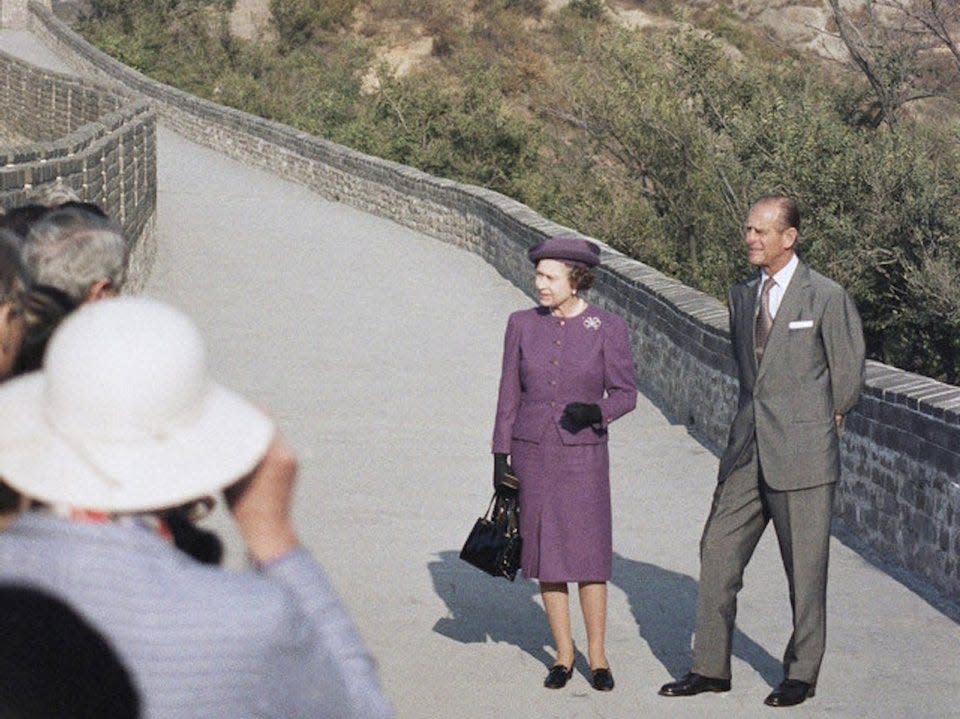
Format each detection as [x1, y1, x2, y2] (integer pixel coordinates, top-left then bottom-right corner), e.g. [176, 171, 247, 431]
[492, 236, 637, 692]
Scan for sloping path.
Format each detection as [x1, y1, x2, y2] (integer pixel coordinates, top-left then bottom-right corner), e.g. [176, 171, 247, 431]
[2, 30, 959, 719]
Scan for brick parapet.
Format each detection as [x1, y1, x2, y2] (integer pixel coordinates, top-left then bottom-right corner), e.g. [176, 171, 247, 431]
[26, 1, 959, 604]
[0, 43, 156, 285]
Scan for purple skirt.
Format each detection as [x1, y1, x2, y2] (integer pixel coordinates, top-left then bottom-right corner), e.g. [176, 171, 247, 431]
[511, 425, 611, 582]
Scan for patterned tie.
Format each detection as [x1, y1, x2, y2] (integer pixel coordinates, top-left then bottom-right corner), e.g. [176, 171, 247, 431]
[754, 276, 776, 364]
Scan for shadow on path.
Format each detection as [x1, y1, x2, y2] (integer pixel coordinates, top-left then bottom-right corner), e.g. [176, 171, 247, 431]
[429, 550, 554, 668]
[610, 553, 782, 688]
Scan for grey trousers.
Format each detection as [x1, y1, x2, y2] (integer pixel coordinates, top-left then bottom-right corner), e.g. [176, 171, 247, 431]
[691, 446, 835, 684]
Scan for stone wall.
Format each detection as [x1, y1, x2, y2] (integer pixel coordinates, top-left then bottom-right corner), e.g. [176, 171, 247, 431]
[0, 45, 157, 289]
[26, 2, 960, 605]
[0, 0, 48, 29]
[0, 49, 123, 141]
[841, 364, 960, 601]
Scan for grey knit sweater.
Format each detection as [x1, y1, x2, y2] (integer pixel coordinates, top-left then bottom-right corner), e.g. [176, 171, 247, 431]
[0, 512, 392, 718]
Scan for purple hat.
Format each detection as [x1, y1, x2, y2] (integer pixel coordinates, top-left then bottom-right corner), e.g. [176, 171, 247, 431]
[527, 236, 600, 268]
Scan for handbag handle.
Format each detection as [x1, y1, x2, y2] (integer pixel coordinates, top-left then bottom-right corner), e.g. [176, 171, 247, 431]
[492, 491, 520, 536]
[482, 493, 498, 521]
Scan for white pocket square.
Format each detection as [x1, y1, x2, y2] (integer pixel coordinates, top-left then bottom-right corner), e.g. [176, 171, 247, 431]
[789, 320, 814, 330]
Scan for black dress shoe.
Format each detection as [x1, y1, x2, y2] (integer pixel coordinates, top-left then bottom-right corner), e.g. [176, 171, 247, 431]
[590, 667, 615, 691]
[764, 679, 815, 707]
[659, 672, 731, 697]
[544, 664, 573, 689]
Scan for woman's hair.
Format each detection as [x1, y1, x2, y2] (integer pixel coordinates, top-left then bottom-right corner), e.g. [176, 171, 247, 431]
[0, 231, 28, 309]
[568, 265, 595, 292]
[162, 499, 224, 566]
[13, 283, 77, 375]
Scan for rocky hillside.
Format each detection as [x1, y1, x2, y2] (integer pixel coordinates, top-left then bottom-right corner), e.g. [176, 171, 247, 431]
[223, 0, 853, 81]
[66, 0, 960, 385]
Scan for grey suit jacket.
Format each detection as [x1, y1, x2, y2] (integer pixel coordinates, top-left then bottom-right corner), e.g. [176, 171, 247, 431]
[718, 260, 865, 490]
[0, 513, 393, 719]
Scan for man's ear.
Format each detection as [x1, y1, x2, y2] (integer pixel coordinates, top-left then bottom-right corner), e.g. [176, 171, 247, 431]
[83, 279, 117, 303]
[783, 227, 798, 251]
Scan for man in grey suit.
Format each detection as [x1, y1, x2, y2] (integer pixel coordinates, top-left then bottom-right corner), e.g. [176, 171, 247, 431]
[659, 196, 865, 707]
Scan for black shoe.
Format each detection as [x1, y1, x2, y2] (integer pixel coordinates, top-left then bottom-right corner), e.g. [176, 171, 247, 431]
[764, 679, 815, 707]
[544, 664, 573, 689]
[590, 667, 614, 691]
[659, 672, 731, 697]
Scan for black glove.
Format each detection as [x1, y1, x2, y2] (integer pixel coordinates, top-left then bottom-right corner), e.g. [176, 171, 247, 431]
[493, 453, 512, 490]
[562, 402, 602, 430]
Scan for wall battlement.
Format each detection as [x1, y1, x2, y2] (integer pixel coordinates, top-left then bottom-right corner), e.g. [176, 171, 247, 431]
[0, 42, 157, 290]
[20, 1, 960, 607]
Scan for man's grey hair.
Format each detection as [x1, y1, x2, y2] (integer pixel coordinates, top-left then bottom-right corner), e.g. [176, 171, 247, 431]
[23, 205, 127, 304]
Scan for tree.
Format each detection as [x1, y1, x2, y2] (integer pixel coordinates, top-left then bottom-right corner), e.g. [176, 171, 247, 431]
[536, 21, 960, 382]
[826, 0, 960, 128]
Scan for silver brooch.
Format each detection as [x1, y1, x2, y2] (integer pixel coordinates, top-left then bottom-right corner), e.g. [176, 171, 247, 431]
[583, 316, 601, 330]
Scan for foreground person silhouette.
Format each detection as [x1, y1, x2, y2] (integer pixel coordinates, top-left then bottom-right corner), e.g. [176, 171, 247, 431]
[0, 297, 393, 719]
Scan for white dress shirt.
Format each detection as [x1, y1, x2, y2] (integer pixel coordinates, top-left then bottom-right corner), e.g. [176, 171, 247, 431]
[757, 253, 799, 320]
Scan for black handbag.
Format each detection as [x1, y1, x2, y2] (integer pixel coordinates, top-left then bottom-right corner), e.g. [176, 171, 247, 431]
[460, 482, 522, 581]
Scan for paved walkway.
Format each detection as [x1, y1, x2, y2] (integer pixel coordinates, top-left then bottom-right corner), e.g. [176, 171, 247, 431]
[3, 30, 960, 719]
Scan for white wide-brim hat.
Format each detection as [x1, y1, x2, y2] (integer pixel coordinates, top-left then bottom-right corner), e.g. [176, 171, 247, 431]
[0, 297, 274, 512]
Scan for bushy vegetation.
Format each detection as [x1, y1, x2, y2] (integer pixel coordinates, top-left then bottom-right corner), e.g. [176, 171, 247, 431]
[527, 23, 960, 377]
[347, 66, 541, 199]
[76, 0, 960, 384]
[270, 0, 357, 46]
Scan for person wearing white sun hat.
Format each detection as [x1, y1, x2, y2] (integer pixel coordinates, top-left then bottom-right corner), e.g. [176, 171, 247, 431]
[0, 296, 393, 719]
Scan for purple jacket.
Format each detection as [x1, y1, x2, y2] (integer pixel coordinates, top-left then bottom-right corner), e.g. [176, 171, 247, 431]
[492, 305, 637, 452]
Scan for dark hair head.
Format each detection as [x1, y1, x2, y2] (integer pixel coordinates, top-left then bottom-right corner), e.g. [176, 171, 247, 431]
[0, 585, 141, 718]
[0, 205, 49, 243]
[13, 283, 78, 375]
[162, 499, 224, 566]
[57, 200, 109, 219]
[0, 231, 28, 310]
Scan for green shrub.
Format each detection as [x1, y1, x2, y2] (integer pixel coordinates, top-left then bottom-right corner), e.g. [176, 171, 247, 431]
[346, 66, 541, 199]
[76, 3, 960, 383]
[508, 0, 546, 16]
[546, 23, 960, 381]
[269, 0, 357, 46]
[568, 0, 605, 21]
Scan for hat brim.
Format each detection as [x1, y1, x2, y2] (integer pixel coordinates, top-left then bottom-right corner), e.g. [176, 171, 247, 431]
[0, 373, 274, 513]
[528, 252, 597, 268]
[527, 239, 601, 268]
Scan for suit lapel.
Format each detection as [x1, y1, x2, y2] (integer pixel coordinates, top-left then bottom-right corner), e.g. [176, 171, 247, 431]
[756, 260, 811, 384]
[739, 276, 761, 380]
